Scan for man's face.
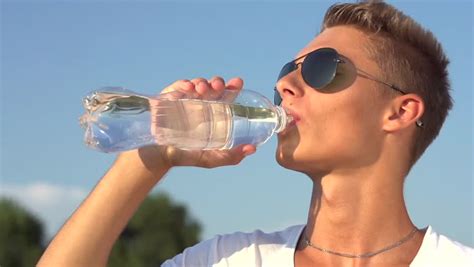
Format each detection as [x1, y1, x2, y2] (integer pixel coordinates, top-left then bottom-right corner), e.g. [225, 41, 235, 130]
[275, 26, 390, 176]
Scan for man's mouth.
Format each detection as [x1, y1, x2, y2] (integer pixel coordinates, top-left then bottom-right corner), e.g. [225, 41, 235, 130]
[284, 107, 301, 125]
[280, 107, 301, 134]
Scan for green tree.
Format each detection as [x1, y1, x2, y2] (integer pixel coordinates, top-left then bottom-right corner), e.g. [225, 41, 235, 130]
[0, 198, 44, 267]
[108, 193, 202, 267]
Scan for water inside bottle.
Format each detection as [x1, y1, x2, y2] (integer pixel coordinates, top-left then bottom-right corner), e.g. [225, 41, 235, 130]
[150, 98, 281, 149]
[80, 91, 285, 151]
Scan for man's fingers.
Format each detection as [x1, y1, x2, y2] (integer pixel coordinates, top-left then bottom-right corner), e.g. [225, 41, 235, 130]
[207, 76, 226, 100]
[225, 77, 244, 91]
[241, 144, 257, 156]
[190, 77, 208, 85]
[194, 77, 226, 100]
[229, 144, 256, 158]
[159, 80, 196, 101]
[219, 77, 244, 103]
[195, 80, 210, 96]
[210, 76, 226, 91]
[227, 144, 256, 165]
[161, 76, 244, 102]
[161, 79, 194, 94]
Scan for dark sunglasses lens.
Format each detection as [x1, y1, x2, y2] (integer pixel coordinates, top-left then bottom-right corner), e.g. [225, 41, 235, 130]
[302, 49, 338, 89]
[274, 62, 296, 105]
[274, 88, 282, 106]
[278, 62, 296, 81]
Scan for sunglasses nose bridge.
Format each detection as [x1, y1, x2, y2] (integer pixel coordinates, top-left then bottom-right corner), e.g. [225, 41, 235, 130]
[277, 61, 302, 85]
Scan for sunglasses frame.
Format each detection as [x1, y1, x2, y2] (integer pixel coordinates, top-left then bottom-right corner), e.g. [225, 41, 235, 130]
[274, 47, 424, 128]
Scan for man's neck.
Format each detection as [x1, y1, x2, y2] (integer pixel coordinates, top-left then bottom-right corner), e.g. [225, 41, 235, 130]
[298, 164, 424, 266]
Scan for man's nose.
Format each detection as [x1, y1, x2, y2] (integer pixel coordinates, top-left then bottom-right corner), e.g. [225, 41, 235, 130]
[275, 72, 305, 105]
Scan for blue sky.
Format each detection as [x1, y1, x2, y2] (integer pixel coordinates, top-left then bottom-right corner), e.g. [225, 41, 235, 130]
[1, 1, 472, 247]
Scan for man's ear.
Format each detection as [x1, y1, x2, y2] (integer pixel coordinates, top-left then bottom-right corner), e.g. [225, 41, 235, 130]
[383, 94, 424, 132]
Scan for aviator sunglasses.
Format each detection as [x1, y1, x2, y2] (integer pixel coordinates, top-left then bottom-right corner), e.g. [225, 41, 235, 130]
[273, 47, 424, 127]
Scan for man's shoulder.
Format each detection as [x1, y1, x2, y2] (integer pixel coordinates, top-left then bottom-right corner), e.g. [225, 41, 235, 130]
[162, 224, 305, 267]
[411, 225, 473, 267]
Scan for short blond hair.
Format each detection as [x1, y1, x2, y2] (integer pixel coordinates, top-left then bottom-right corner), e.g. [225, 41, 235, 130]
[322, 0, 452, 165]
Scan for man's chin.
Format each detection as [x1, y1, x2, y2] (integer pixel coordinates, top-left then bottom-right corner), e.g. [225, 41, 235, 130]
[275, 146, 298, 170]
[275, 147, 328, 177]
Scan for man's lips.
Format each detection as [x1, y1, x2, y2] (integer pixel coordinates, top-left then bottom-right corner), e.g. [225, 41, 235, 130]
[282, 107, 301, 128]
[284, 107, 301, 123]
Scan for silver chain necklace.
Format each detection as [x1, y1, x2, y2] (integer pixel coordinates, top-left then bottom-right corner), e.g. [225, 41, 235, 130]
[303, 227, 418, 258]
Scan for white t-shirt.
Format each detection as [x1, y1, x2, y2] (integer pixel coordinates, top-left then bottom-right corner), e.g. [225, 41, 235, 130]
[162, 225, 473, 267]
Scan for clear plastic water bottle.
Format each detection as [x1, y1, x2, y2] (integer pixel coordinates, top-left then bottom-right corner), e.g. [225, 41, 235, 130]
[79, 87, 293, 153]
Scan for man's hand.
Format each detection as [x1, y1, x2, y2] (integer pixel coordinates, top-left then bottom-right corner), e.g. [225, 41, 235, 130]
[135, 76, 256, 175]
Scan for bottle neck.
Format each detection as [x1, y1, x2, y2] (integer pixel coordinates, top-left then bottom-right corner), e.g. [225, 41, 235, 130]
[274, 106, 293, 133]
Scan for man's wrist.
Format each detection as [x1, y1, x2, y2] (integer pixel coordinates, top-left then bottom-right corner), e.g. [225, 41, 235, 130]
[115, 147, 171, 183]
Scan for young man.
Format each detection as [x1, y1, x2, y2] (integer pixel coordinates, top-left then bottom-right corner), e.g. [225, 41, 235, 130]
[39, 1, 472, 266]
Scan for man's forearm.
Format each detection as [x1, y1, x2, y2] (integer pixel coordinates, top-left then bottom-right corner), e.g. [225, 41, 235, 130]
[38, 149, 170, 267]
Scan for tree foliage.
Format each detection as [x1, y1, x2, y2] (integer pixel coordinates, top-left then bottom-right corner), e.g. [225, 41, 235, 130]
[0, 198, 44, 267]
[0, 192, 200, 267]
[108, 193, 202, 267]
